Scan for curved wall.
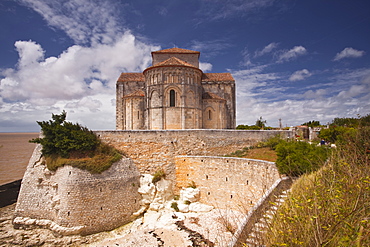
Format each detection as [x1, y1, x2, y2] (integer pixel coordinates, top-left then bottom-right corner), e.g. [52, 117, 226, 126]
[14, 145, 142, 235]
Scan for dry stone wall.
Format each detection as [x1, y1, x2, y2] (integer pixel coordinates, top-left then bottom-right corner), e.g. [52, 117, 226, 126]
[96, 130, 292, 179]
[13, 145, 142, 235]
[175, 156, 281, 211]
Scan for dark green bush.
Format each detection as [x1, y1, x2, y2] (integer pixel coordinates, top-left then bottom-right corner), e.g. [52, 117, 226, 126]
[275, 140, 330, 176]
[30, 111, 121, 173]
[30, 111, 99, 158]
[171, 202, 179, 212]
[152, 169, 165, 183]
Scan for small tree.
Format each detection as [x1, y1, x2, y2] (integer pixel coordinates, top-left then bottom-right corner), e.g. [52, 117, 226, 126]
[30, 111, 121, 173]
[30, 111, 100, 158]
[256, 116, 267, 129]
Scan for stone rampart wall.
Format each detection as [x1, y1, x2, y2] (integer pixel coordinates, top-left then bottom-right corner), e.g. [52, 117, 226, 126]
[95, 130, 292, 179]
[175, 156, 281, 211]
[14, 145, 142, 235]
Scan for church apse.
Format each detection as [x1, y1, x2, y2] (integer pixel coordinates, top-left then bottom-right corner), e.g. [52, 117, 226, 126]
[116, 48, 235, 130]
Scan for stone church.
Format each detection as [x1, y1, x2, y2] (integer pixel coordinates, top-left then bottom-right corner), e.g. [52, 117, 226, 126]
[116, 48, 235, 130]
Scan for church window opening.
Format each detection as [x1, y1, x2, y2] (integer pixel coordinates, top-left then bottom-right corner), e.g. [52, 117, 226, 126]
[208, 110, 212, 120]
[170, 90, 176, 107]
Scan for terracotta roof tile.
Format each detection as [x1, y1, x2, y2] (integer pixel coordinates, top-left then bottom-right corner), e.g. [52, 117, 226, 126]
[145, 57, 200, 71]
[152, 48, 200, 54]
[202, 92, 226, 101]
[202, 73, 234, 82]
[123, 90, 145, 98]
[117, 73, 144, 82]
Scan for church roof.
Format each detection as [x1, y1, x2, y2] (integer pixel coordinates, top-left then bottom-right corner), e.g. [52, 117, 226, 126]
[154, 57, 196, 67]
[123, 90, 145, 98]
[152, 48, 200, 54]
[144, 57, 201, 72]
[202, 73, 234, 82]
[202, 92, 226, 101]
[117, 73, 144, 82]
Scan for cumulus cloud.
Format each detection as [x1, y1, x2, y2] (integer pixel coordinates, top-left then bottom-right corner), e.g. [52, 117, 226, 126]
[277, 46, 307, 63]
[289, 69, 312, 81]
[0, 0, 160, 131]
[254, 42, 279, 57]
[199, 62, 213, 72]
[333, 47, 365, 61]
[232, 65, 370, 127]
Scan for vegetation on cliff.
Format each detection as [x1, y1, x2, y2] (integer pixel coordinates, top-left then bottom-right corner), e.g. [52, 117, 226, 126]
[30, 111, 121, 173]
[264, 126, 370, 246]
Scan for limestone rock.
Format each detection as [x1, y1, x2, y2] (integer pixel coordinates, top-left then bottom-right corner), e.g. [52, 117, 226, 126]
[138, 174, 156, 205]
[189, 202, 214, 212]
[180, 187, 200, 203]
[177, 202, 189, 213]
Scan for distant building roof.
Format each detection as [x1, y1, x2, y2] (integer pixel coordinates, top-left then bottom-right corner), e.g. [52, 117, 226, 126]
[202, 73, 234, 82]
[117, 73, 144, 82]
[202, 92, 226, 101]
[152, 48, 200, 55]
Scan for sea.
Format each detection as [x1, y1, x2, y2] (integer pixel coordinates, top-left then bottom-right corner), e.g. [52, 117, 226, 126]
[0, 133, 39, 186]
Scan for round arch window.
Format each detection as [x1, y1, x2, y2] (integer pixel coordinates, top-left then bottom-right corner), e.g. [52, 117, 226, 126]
[170, 89, 176, 107]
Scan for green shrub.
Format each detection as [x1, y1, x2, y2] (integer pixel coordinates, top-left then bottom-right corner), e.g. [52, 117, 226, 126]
[275, 140, 330, 176]
[30, 111, 121, 173]
[171, 202, 179, 212]
[30, 111, 99, 158]
[263, 134, 284, 150]
[188, 181, 197, 189]
[152, 169, 165, 183]
[319, 126, 357, 144]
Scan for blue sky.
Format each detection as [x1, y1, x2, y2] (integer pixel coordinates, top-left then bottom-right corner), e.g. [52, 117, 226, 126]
[0, 0, 369, 132]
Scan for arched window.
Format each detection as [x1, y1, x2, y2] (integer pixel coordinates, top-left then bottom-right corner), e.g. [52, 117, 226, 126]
[208, 109, 212, 120]
[170, 90, 176, 107]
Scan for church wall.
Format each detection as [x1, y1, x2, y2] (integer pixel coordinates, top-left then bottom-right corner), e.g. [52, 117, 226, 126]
[124, 97, 144, 130]
[175, 156, 281, 211]
[116, 81, 145, 130]
[165, 108, 182, 129]
[202, 81, 235, 128]
[150, 108, 163, 129]
[202, 100, 226, 129]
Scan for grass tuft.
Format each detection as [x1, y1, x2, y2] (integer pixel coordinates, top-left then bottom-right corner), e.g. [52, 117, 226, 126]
[45, 142, 122, 174]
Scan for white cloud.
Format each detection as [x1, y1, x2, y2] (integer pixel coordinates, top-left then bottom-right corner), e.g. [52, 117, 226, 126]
[190, 39, 232, 58]
[15, 41, 45, 68]
[240, 48, 253, 67]
[198, 0, 275, 21]
[19, 0, 122, 45]
[289, 69, 312, 81]
[254, 42, 279, 57]
[233, 65, 370, 127]
[333, 47, 365, 61]
[277, 46, 307, 63]
[0, 32, 159, 131]
[0, 0, 160, 132]
[199, 62, 213, 72]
